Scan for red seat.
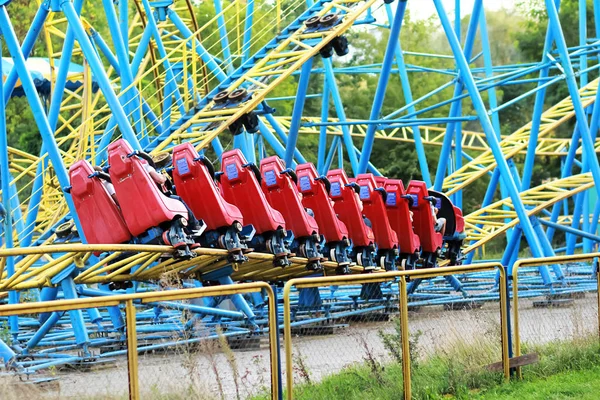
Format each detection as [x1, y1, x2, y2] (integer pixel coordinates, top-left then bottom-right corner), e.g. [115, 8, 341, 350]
[406, 181, 442, 253]
[219, 149, 286, 234]
[374, 176, 387, 188]
[326, 169, 375, 248]
[107, 139, 188, 237]
[259, 156, 319, 238]
[384, 179, 420, 254]
[296, 163, 348, 243]
[454, 206, 465, 234]
[172, 143, 244, 230]
[355, 174, 398, 250]
[69, 160, 131, 244]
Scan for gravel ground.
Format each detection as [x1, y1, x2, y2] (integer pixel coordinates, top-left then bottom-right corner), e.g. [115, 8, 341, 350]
[7, 295, 599, 399]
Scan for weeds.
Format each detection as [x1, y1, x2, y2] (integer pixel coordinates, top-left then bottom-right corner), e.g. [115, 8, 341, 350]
[293, 348, 312, 384]
[286, 334, 600, 400]
[378, 317, 422, 367]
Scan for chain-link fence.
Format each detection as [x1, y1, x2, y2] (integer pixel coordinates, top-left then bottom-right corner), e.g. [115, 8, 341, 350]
[513, 254, 600, 376]
[0, 281, 279, 400]
[282, 263, 509, 399]
[282, 273, 402, 398]
[403, 266, 509, 398]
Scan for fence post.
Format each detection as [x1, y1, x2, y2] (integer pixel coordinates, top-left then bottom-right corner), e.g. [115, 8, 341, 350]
[283, 281, 294, 400]
[498, 266, 510, 381]
[399, 276, 411, 400]
[266, 284, 282, 400]
[125, 299, 140, 400]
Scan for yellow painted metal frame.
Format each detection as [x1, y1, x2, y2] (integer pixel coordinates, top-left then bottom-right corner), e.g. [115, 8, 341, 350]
[443, 78, 599, 194]
[0, 282, 280, 400]
[267, 116, 600, 156]
[462, 173, 594, 254]
[282, 262, 508, 400]
[153, 0, 380, 152]
[512, 253, 600, 378]
[0, 244, 379, 290]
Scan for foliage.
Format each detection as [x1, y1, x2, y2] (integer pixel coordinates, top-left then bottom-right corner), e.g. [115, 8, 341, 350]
[271, 335, 600, 400]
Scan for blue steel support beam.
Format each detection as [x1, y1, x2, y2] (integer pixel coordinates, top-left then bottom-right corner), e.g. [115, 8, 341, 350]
[521, 0, 560, 190]
[88, 28, 164, 138]
[141, 3, 186, 116]
[453, 0, 463, 207]
[545, 124, 580, 241]
[61, 0, 142, 150]
[60, 277, 90, 351]
[323, 58, 359, 174]
[242, 0, 255, 62]
[433, 0, 545, 260]
[285, 59, 313, 167]
[358, 0, 407, 174]
[2, 5, 48, 100]
[531, 218, 563, 280]
[540, 218, 600, 243]
[0, 7, 86, 241]
[262, 114, 306, 163]
[213, 0, 234, 73]
[0, 34, 19, 339]
[101, 0, 142, 136]
[21, 147, 47, 247]
[546, 0, 600, 200]
[433, 0, 482, 191]
[168, 9, 228, 82]
[317, 79, 330, 173]
[385, 3, 430, 187]
[580, 0, 588, 87]
[323, 136, 340, 174]
[119, 0, 128, 53]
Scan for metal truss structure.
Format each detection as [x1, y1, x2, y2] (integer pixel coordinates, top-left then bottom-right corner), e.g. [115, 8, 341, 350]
[0, 0, 599, 373]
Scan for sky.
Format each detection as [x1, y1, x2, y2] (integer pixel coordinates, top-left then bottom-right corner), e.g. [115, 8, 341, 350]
[408, 0, 519, 20]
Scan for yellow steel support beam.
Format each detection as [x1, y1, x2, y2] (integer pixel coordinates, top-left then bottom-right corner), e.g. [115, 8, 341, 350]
[442, 78, 599, 194]
[152, 0, 381, 152]
[462, 173, 594, 254]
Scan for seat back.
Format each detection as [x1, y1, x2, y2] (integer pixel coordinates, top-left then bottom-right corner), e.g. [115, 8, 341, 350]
[260, 156, 319, 238]
[220, 149, 286, 234]
[428, 190, 461, 236]
[454, 206, 465, 234]
[327, 169, 375, 247]
[383, 179, 420, 254]
[107, 139, 188, 236]
[374, 176, 387, 188]
[406, 181, 442, 252]
[296, 163, 348, 242]
[172, 143, 243, 230]
[69, 160, 131, 244]
[355, 174, 398, 250]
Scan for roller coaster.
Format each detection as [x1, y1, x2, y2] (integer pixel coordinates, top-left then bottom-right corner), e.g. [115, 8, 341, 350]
[0, 0, 599, 377]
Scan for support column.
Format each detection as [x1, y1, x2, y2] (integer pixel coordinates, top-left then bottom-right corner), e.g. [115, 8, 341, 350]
[433, 0, 545, 259]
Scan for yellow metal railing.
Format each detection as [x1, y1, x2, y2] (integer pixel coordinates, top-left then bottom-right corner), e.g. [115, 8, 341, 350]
[0, 282, 280, 400]
[512, 253, 600, 377]
[282, 262, 509, 400]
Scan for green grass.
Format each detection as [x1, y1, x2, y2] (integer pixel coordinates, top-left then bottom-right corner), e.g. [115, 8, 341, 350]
[280, 336, 600, 400]
[472, 366, 600, 399]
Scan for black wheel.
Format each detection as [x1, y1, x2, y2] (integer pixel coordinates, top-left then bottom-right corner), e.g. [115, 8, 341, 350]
[55, 220, 74, 238]
[305, 15, 320, 28]
[333, 36, 349, 56]
[152, 152, 172, 169]
[320, 43, 334, 58]
[242, 112, 259, 133]
[319, 13, 339, 27]
[228, 118, 245, 135]
[227, 88, 247, 103]
[213, 90, 230, 104]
